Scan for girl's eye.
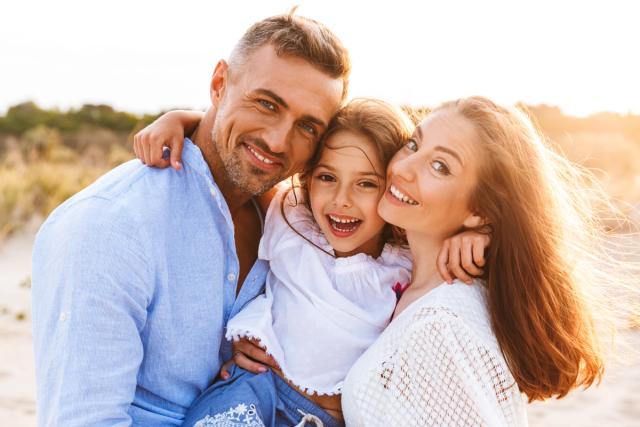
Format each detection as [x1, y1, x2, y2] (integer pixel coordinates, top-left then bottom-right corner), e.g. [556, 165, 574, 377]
[431, 160, 451, 176]
[358, 180, 378, 189]
[316, 173, 335, 182]
[258, 99, 276, 111]
[405, 139, 418, 152]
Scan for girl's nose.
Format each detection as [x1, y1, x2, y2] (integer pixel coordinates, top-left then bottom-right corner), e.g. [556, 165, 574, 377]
[333, 184, 353, 208]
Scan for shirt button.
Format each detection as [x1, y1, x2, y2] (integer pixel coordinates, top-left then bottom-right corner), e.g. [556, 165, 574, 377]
[227, 273, 236, 282]
[59, 312, 67, 322]
[209, 188, 216, 197]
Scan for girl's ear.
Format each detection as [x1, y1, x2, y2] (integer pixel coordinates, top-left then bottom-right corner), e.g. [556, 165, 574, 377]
[463, 213, 488, 229]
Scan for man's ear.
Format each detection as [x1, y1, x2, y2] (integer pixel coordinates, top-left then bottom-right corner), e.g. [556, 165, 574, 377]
[463, 213, 488, 229]
[210, 60, 229, 106]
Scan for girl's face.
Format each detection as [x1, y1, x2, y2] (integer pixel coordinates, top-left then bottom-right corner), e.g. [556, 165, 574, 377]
[309, 130, 387, 258]
[378, 109, 483, 240]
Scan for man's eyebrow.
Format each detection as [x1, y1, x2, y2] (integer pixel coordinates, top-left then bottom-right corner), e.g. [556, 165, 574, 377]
[255, 89, 289, 109]
[434, 145, 463, 165]
[255, 89, 328, 130]
[300, 114, 328, 130]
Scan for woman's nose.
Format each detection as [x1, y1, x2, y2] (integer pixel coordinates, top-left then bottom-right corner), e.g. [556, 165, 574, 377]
[389, 153, 417, 183]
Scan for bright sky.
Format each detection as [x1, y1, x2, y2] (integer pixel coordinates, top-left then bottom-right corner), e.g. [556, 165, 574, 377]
[2, 0, 639, 117]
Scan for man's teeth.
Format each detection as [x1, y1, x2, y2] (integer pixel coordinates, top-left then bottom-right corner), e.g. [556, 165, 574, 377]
[328, 215, 360, 224]
[248, 145, 274, 164]
[390, 185, 418, 205]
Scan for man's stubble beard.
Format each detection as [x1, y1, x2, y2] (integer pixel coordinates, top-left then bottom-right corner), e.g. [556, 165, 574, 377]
[211, 127, 282, 196]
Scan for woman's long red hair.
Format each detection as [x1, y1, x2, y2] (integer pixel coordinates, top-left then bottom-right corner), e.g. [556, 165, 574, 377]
[439, 97, 615, 401]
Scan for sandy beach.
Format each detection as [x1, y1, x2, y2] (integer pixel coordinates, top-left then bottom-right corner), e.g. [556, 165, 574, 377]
[1, 224, 638, 427]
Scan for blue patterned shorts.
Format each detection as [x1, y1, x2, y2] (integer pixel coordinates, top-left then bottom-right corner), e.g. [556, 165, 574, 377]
[182, 365, 343, 427]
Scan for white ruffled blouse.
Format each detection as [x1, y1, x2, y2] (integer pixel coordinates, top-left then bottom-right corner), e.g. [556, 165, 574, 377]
[225, 187, 412, 395]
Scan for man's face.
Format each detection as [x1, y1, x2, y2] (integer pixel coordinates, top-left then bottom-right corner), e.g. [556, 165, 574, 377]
[211, 45, 344, 196]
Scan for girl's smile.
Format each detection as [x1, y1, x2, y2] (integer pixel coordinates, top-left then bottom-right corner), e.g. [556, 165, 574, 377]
[308, 130, 388, 258]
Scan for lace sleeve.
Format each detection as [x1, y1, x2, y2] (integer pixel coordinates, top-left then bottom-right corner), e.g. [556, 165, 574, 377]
[377, 307, 523, 427]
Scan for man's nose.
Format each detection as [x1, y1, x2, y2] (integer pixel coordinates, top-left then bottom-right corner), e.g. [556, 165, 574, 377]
[263, 121, 293, 154]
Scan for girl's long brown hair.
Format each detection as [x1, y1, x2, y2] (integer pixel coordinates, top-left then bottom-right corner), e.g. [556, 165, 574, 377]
[436, 97, 635, 401]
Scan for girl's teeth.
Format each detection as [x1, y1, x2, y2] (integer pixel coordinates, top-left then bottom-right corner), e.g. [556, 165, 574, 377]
[329, 215, 359, 223]
[330, 222, 357, 232]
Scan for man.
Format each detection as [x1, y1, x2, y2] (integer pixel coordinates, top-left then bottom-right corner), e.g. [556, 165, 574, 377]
[32, 12, 348, 426]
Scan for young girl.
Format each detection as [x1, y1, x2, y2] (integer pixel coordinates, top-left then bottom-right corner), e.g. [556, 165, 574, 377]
[140, 99, 418, 426]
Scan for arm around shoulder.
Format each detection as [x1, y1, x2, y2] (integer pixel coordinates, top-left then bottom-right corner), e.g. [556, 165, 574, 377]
[32, 205, 153, 426]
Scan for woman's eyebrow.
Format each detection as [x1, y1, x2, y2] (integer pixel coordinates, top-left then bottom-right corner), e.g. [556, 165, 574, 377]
[434, 145, 463, 165]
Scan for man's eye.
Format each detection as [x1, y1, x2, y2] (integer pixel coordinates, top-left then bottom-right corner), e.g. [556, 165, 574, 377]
[405, 139, 418, 152]
[258, 99, 276, 111]
[431, 160, 451, 176]
[299, 121, 317, 136]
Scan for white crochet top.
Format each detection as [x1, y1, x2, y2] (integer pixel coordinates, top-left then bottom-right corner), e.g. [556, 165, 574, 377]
[225, 187, 412, 395]
[342, 281, 528, 426]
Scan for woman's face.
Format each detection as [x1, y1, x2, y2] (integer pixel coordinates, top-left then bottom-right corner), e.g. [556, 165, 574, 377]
[378, 109, 482, 239]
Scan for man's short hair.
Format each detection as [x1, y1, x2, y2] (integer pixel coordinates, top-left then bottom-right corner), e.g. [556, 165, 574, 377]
[229, 9, 351, 100]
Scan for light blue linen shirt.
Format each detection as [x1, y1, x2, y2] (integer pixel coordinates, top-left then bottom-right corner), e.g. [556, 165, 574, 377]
[31, 138, 269, 426]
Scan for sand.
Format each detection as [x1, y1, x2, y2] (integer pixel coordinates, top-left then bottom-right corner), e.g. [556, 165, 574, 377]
[1, 224, 638, 427]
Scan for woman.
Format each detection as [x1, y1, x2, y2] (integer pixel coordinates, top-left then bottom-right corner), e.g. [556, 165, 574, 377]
[341, 97, 608, 426]
[136, 96, 624, 426]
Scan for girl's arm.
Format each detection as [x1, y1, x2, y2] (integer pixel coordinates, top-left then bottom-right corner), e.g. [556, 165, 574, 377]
[437, 231, 490, 284]
[133, 110, 204, 170]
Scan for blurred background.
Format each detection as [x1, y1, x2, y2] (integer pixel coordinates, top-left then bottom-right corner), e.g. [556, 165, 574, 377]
[1, 1, 639, 425]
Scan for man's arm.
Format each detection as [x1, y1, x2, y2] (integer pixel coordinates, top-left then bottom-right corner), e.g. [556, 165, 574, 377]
[32, 203, 151, 426]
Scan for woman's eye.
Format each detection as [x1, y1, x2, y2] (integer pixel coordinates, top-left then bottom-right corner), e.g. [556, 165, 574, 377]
[258, 99, 276, 111]
[405, 139, 418, 152]
[431, 160, 451, 176]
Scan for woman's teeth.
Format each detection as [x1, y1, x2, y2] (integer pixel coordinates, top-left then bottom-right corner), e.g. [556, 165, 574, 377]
[247, 145, 274, 164]
[390, 185, 418, 205]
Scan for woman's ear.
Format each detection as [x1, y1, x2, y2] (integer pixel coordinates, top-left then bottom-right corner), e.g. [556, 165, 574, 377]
[463, 213, 488, 229]
[210, 60, 229, 106]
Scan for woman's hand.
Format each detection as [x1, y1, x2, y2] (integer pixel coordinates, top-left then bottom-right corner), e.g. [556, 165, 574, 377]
[133, 110, 204, 170]
[437, 230, 490, 284]
[219, 337, 280, 380]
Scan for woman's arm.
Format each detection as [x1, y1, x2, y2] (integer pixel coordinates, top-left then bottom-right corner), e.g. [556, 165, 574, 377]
[133, 110, 204, 170]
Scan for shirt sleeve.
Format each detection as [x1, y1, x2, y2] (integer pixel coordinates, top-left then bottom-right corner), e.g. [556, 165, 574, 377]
[32, 201, 152, 426]
[380, 309, 521, 426]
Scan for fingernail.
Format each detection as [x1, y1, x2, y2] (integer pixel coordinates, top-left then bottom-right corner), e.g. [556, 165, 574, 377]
[221, 372, 229, 380]
[258, 367, 267, 373]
